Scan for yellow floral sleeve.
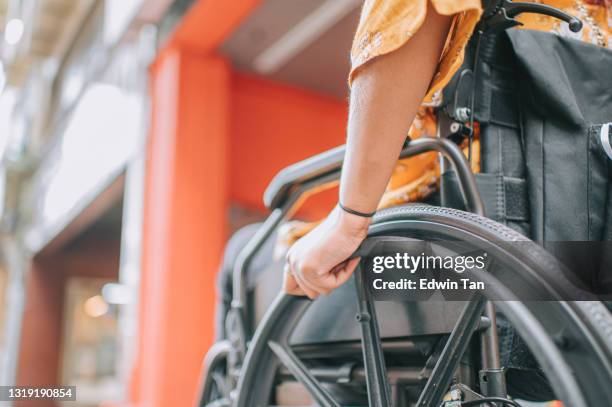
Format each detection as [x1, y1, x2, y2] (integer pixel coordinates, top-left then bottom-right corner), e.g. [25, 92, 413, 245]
[350, 0, 482, 104]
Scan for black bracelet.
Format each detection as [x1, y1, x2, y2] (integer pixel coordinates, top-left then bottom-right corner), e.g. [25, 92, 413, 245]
[338, 202, 376, 218]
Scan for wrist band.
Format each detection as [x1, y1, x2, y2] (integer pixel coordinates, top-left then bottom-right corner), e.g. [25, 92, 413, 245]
[338, 202, 376, 218]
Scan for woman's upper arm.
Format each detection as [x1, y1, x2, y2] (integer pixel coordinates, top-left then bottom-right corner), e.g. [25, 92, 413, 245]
[349, 0, 482, 102]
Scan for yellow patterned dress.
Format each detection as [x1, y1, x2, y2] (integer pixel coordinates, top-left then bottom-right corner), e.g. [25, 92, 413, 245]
[279, 0, 611, 247]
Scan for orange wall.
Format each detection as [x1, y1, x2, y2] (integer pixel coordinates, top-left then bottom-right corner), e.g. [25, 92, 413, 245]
[229, 73, 347, 218]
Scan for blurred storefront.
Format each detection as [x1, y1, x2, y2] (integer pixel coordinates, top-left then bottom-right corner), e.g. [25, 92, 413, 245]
[0, 0, 160, 405]
[0, 0, 362, 406]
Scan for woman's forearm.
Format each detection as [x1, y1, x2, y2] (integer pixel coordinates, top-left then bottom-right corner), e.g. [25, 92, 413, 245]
[340, 8, 452, 213]
[285, 6, 454, 298]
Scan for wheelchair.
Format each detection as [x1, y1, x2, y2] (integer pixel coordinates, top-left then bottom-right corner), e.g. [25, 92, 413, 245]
[197, 137, 612, 407]
[198, 2, 612, 406]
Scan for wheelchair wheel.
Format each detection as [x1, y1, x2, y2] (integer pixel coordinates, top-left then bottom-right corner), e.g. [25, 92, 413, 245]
[205, 205, 612, 407]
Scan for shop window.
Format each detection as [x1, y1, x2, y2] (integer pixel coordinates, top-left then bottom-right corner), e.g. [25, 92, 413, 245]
[60, 277, 121, 404]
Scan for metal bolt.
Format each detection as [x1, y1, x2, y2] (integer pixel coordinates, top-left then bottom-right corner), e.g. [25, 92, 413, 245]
[455, 107, 472, 122]
[450, 388, 463, 401]
[355, 312, 370, 322]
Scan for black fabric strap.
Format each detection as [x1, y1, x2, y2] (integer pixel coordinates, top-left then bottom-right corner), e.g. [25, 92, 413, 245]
[338, 202, 376, 218]
[441, 172, 529, 223]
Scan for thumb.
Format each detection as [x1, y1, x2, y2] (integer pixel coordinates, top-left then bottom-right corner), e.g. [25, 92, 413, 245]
[283, 269, 306, 296]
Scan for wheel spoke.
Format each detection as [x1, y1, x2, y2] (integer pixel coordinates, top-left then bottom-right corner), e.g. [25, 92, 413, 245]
[354, 266, 392, 407]
[416, 295, 486, 407]
[268, 341, 340, 407]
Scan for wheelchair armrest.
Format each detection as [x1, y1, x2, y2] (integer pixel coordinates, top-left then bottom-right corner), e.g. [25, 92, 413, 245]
[263, 145, 346, 209]
[263, 137, 484, 215]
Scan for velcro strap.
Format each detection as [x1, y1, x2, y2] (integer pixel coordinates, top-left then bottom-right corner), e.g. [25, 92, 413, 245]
[504, 177, 529, 221]
[490, 88, 519, 128]
[441, 172, 528, 222]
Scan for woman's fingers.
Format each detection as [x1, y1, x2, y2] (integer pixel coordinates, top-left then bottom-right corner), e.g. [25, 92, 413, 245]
[287, 260, 358, 296]
[294, 272, 319, 299]
[287, 258, 320, 299]
[295, 257, 361, 295]
[336, 257, 361, 285]
[282, 266, 306, 296]
[297, 260, 332, 295]
[316, 257, 361, 292]
[284, 281, 305, 296]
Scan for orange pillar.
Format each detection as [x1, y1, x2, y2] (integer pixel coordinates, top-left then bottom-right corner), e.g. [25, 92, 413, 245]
[135, 47, 230, 407]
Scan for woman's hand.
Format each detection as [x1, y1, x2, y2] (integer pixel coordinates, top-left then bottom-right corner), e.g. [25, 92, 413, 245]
[283, 206, 371, 298]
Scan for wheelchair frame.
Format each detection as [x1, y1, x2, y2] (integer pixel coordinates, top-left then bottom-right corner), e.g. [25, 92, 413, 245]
[202, 137, 510, 407]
